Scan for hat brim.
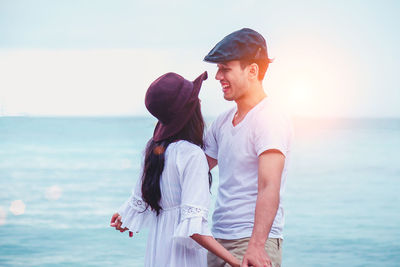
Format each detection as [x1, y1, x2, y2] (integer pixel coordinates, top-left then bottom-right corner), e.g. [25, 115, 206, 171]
[191, 71, 208, 98]
[152, 71, 208, 142]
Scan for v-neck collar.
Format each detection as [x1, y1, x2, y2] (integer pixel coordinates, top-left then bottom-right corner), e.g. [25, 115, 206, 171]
[230, 97, 268, 130]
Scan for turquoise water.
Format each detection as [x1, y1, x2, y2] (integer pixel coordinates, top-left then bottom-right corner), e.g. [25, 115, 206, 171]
[0, 117, 399, 266]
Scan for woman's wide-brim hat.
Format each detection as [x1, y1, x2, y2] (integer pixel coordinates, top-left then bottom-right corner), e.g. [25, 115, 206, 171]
[145, 71, 208, 142]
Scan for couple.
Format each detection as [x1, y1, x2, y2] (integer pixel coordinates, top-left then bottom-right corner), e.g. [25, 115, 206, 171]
[110, 28, 293, 267]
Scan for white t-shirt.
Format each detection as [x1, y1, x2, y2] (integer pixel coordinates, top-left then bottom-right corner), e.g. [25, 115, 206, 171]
[204, 97, 293, 239]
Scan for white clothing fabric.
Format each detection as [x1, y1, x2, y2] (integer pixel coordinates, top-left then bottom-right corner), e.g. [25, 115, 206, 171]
[118, 140, 212, 267]
[204, 97, 293, 240]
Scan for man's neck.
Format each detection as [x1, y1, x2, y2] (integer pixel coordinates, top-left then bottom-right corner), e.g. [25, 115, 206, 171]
[235, 84, 267, 117]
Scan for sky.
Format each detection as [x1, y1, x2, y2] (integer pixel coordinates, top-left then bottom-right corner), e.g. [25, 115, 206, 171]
[0, 0, 399, 117]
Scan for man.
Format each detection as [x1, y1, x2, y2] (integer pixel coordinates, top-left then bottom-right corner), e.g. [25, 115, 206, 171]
[204, 28, 293, 267]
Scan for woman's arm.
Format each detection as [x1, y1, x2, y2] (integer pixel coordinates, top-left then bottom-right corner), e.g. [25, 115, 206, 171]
[110, 212, 133, 237]
[191, 234, 240, 267]
[206, 155, 218, 171]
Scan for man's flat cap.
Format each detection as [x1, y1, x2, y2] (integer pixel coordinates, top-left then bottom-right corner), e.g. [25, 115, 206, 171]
[204, 28, 270, 63]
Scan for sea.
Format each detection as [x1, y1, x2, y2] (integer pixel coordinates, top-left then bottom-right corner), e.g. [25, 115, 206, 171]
[0, 116, 399, 267]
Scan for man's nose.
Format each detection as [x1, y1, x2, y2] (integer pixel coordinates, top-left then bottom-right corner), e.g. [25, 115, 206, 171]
[215, 70, 222, 80]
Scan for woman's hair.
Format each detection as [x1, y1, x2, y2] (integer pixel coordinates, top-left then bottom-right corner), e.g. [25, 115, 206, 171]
[141, 103, 211, 215]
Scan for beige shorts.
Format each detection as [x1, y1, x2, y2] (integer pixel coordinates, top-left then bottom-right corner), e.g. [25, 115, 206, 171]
[207, 237, 282, 267]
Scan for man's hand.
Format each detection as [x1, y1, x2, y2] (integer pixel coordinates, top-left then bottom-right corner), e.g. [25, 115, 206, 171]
[241, 242, 271, 267]
[110, 212, 133, 237]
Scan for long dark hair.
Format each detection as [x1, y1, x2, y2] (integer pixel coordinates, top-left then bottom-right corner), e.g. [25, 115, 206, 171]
[141, 104, 211, 215]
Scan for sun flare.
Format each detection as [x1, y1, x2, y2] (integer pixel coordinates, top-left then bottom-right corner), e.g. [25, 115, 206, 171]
[287, 82, 315, 115]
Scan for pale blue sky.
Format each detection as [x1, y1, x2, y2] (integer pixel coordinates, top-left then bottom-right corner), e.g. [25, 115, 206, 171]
[0, 0, 399, 117]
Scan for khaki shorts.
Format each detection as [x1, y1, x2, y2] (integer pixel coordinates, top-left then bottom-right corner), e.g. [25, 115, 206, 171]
[207, 237, 282, 267]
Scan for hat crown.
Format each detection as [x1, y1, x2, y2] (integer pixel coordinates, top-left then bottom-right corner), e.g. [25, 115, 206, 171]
[145, 71, 207, 142]
[145, 72, 192, 124]
[204, 28, 268, 63]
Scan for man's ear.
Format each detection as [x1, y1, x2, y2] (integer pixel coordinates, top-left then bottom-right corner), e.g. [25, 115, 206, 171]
[248, 63, 259, 80]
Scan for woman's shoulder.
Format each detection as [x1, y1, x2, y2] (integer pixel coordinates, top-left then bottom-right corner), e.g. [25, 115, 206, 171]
[170, 141, 206, 163]
[165, 141, 204, 162]
[174, 140, 204, 155]
[173, 141, 208, 176]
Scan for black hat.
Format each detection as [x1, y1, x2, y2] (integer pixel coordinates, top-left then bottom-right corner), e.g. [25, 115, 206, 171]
[204, 28, 270, 63]
[145, 71, 208, 142]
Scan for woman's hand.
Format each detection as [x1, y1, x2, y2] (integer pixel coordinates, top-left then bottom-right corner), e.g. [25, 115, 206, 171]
[229, 258, 241, 267]
[191, 234, 241, 267]
[110, 212, 133, 237]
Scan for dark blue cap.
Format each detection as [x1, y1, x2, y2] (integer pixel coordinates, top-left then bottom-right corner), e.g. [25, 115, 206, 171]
[204, 28, 270, 63]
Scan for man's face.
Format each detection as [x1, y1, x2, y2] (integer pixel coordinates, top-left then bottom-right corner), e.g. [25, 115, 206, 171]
[215, 60, 249, 101]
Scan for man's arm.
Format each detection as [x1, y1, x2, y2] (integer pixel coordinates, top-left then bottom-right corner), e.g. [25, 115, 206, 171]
[241, 149, 285, 267]
[206, 155, 218, 171]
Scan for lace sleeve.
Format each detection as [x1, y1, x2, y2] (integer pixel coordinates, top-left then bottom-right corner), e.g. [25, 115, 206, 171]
[128, 196, 148, 212]
[181, 205, 208, 221]
[173, 204, 211, 249]
[118, 195, 152, 232]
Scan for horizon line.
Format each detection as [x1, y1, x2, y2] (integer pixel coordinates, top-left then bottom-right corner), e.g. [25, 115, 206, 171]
[1, 114, 400, 120]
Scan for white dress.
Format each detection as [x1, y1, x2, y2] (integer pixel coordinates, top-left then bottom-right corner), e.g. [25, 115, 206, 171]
[118, 140, 211, 267]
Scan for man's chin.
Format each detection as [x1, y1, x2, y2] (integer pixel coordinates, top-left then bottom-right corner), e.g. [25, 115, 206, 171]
[223, 95, 235, 101]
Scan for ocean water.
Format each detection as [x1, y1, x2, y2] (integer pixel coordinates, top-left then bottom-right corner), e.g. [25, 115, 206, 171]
[0, 117, 399, 267]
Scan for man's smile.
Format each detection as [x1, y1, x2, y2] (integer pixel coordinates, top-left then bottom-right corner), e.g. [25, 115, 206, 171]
[221, 81, 230, 92]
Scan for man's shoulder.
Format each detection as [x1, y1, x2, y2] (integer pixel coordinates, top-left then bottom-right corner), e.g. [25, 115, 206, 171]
[209, 107, 235, 129]
[252, 99, 294, 137]
[255, 99, 291, 122]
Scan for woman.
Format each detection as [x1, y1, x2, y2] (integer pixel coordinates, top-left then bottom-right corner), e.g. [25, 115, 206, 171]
[110, 72, 240, 267]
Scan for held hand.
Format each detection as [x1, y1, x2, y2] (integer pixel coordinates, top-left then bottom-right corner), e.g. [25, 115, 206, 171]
[226, 255, 241, 267]
[241, 243, 271, 267]
[110, 212, 133, 237]
[231, 258, 241, 267]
